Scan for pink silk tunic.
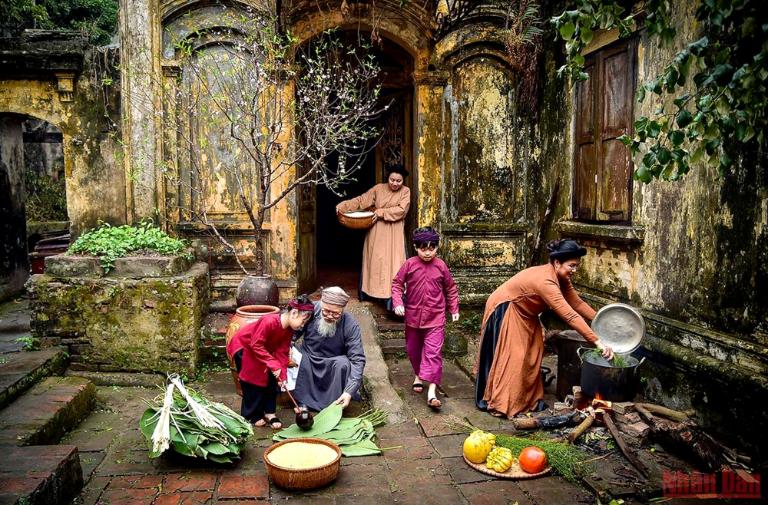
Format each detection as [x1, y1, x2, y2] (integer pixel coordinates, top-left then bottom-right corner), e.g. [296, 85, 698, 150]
[391, 256, 460, 329]
[337, 183, 410, 299]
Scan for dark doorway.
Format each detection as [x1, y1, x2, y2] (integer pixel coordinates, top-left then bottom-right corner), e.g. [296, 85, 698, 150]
[316, 151, 377, 270]
[305, 34, 415, 295]
[0, 114, 68, 301]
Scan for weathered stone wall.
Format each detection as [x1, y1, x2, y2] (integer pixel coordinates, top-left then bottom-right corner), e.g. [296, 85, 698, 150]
[0, 32, 126, 299]
[538, 0, 768, 453]
[27, 256, 209, 374]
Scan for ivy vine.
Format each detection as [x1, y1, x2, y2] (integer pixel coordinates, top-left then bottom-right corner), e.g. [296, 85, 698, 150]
[552, 0, 767, 182]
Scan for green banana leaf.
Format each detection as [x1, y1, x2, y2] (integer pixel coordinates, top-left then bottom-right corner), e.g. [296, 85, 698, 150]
[273, 403, 344, 440]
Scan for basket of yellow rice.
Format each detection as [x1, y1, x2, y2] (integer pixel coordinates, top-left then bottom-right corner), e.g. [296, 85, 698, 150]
[263, 438, 342, 490]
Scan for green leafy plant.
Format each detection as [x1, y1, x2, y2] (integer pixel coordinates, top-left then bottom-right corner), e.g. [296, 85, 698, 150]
[552, 0, 767, 181]
[1, 0, 118, 45]
[139, 375, 252, 463]
[15, 335, 38, 351]
[273, 403, 387, 457]
[582, 348, 630, 367]
[551, 0, 675, 82]
[621, 0, 766, 181]
[68, 221, 190, 271]
[24, 171, 68, 222]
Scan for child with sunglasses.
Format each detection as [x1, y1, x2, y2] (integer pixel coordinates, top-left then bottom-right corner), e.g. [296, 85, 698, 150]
[391, 227, 460, 410]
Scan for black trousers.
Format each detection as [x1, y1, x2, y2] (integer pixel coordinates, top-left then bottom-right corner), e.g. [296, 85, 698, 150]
[234, 349, 278, 422]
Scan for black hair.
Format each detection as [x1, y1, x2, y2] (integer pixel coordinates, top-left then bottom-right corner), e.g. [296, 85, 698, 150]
[547, 239, 587, 263]
[386, 164, 410, 178]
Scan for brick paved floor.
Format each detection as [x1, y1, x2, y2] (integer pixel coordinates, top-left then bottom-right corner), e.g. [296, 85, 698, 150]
[68, 362, 600, 505]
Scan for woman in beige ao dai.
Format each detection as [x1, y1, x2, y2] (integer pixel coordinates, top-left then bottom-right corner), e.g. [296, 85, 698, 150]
[336, 166, 411, 303]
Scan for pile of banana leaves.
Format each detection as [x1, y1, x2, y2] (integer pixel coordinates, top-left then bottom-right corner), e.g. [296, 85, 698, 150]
[273, 403, 386, 457]
[139, 375, 253, 463]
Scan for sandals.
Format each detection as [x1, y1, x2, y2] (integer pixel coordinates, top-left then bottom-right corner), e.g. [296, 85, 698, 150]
[255, 415, 282, 429]
[427, 396, 442, 411]
[488, 409, 506, 419]
[411, 382, 424, 394]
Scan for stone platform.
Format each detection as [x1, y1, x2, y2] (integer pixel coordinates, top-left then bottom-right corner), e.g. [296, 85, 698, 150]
[27, 257, 209, 374]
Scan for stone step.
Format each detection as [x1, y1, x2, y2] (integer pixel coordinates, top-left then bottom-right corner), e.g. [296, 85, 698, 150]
[0, 348, 68, 410]
[380, 338, 406, 357]
[0, 444, 83, 505]
[375, 318, 405, 332]
[0, 376, 95, 446]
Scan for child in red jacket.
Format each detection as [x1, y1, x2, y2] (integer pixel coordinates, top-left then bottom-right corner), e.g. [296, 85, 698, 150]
[226, 295, 313, 428]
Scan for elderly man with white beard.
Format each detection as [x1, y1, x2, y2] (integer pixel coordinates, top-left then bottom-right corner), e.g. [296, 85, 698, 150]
[291, 287, 366, 411]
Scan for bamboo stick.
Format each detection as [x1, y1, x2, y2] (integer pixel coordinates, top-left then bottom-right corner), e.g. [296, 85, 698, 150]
[567, 411, 595, 443]
[635, 403, 695, 422]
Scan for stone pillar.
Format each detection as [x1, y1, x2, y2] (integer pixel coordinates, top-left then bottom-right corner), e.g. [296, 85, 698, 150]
[120, 0, 161, 222]
[0, 116, 28, 301]
[269, 78, 299, 298]
[160, 60, 181, 228]
[413, 70, 449, 227]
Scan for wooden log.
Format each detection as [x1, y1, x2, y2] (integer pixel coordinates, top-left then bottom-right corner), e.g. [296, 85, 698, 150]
[635, 402, 694, 422]
[612, 402, 636, 415]
[603, 412, 650, 477]
[635, 403, 653, 421]
[567, 411, 595, 443]
[636, 407, 727, 472]
[513, 412, 581, 430]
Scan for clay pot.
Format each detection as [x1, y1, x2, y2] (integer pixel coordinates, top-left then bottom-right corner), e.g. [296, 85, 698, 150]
[225, 304, 280, 396]
[236, 275, 279, 307]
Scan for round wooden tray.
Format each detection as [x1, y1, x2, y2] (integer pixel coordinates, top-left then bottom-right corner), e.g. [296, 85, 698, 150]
[463, 455, 551, 480]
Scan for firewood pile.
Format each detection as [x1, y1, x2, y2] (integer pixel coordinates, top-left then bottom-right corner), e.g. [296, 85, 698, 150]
[512, 386, 752, 478]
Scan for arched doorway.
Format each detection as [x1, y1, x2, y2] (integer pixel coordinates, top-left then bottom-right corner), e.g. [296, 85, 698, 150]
[0, 114, 69, 301]
[298, 32, 416, 296]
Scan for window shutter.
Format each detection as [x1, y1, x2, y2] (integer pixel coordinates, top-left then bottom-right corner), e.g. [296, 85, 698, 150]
[574, 59, 597, 220]
[597, 42, 633, 221]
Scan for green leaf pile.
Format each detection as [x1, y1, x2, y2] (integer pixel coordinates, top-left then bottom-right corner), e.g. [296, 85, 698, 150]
[273, 404, 387, 457]
[68, 221, 190, 272]
[140, 386, 252, 463]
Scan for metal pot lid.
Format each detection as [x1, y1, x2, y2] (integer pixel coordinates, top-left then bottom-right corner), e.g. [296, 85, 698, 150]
[591, 303, 645, 354]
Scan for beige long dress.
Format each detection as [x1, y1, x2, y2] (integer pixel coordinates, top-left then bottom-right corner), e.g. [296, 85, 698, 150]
[337, 183, 410, 299]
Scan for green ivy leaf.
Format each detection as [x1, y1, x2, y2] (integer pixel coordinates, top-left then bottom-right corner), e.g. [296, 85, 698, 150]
[676, 110, 693, 128]
[669, 130, 685, 146]
[560, 21, 576, 39]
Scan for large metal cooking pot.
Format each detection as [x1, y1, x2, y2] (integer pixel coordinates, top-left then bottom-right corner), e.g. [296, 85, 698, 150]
[578, 347, 645, 402]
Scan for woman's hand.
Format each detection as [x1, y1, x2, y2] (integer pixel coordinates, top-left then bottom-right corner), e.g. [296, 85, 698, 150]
[595, 340, 614, 360]
[394, 306, 405, 316]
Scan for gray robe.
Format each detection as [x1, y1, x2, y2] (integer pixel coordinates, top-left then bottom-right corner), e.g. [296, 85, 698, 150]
[293, 303, 366, 411]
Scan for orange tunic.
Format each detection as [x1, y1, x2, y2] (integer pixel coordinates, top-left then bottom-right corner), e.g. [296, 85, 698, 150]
[476, 263, 598, 417]
[337, 183, 410, 299]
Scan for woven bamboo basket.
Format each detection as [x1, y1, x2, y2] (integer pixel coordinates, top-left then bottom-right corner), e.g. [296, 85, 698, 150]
[264, 438, 342, 490]
[337, 208, 376, 230]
